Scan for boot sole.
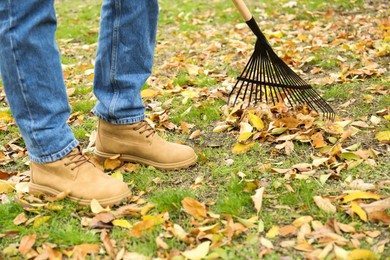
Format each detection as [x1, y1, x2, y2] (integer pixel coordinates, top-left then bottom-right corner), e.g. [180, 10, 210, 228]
[94, 150, 197, 170]
[29, 183, 131, 207]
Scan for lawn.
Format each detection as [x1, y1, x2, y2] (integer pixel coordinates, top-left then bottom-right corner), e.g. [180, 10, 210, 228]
[0, 0, 389, 259]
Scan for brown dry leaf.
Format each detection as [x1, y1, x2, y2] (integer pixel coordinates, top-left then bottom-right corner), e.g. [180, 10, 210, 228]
[313, 196, 337, 213]
[89, 213, 115, 229]
[293, 216, 313, 227]
[182, 197, 207, 220]
[13, 213, 28, 226]
[72, 244, 100, 259]
[251, 187, 265, 213]
[19, 234, 37, 255]
[129, 219, 155, 238]
[279, 225, 298, 237]
[156, 236, 169, 250]
[100, 230, 115, 259]
[189, 129, 201, 140]
[360, 197, 390, 214]
[103, 158, 122, 171]
[367, 211, 390, 224]
[169, 224, 193, 244]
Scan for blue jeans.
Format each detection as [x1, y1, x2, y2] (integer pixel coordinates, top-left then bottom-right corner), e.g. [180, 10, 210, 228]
[0, 0, 159, 163]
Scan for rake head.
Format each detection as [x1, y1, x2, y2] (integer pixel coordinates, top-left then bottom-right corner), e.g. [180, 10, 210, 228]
[228, 20, 335, 120]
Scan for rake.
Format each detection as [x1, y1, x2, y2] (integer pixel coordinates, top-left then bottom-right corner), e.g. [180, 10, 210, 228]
[228, 0, 335, 120]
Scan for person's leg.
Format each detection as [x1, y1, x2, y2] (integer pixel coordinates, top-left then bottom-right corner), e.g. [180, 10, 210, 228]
[93, 0, 158, 124]
[93, 0, 197, 169]
[0, 0, 78, 163]
[0, 0, 130, 205]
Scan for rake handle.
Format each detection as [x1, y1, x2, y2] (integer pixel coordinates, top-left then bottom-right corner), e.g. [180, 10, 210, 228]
[231, 0, 268, 42]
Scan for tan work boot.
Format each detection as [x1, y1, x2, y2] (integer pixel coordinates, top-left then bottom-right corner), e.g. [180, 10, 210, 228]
[29, 146, 131, 206]
[94, 120, 197, 170]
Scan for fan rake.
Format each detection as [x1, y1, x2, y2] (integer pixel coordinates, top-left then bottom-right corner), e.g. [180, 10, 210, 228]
[228, 0, 335, 120]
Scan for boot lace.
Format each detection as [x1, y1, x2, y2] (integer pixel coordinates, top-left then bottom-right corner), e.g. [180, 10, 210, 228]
[133, 120, 155, 138]
[64, 148, 91, 171]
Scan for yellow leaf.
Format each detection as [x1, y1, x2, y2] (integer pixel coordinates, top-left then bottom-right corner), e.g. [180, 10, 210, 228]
[140, 203, 155, 216]
[348, 249, 377, 260]
[265, 225, 280, 238]
[181, 197, 207, 220]
[351, 201, 367, 222]
[384, 115, 390, 121]
[32, 216, 51, 229]
[142, 215, 165, 225]
[0, 180, 15, 194]
[238, 132, 253, 142]
[0, 111, 13, 122]
[375, 131, 390, 143]
[232, 142, 254, 154]
[182, 241, 210, 260]
[112, 219, 132, 229]
[341, 191, 383, 203]
[141, 88, 161, 98]
[248, 112, 265, 130]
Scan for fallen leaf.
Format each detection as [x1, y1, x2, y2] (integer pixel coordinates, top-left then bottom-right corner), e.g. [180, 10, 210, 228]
[251, 187, 265, 213]
[189, 129, 201, 140]
[348, 249, 377, 260]
[351, 201, 367, 222]
[19, 234, 37, 254]
[182, 241, 210, 260]
[181, 197, 207, 220]
[232, 142, 254, 154]
[313, 196, 336, 213]
[341, 191, 383, 203]
[260, 237, 274, 249]
[360, 197, 390, 214]
[0, 180, 15, 194]
[265, 225, 280, 238]
[90, 199, 111, 214]
[112, 219, 132, 229]
[293, 216, 313, 227]
[156, 236, 169, 250]
[375, 131, 390, 143]
[248, 112, 265, 130]
[13, 213, 28, 226]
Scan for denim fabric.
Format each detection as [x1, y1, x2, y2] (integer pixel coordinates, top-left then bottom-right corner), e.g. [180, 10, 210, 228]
[93, 0, 159, 124]
[0, 0, 159, 163]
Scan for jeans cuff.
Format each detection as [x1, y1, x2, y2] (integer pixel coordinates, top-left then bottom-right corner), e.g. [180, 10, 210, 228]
[28, 139, 79, 164]
[92, 109, 145, 125]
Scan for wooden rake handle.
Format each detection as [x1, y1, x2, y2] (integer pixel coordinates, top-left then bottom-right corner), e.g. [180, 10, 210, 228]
[231, 0, 253, 21]
[231, 0, 268, 42]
